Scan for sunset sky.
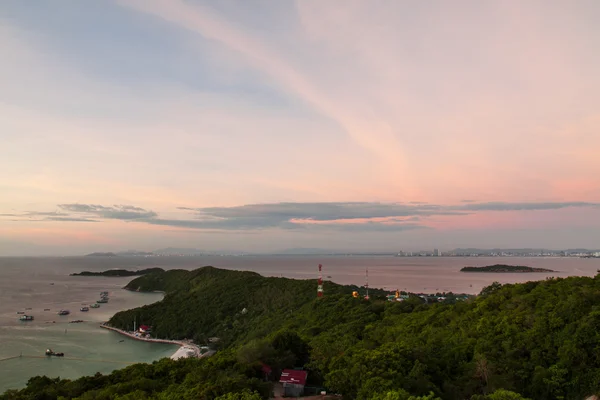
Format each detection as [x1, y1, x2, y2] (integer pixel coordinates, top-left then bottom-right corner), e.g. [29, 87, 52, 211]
[1, 1, 599, 255]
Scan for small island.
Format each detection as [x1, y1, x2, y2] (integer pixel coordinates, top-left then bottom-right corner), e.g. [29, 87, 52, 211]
[70, 268, 165, 277]
[461, 264, 555, 273]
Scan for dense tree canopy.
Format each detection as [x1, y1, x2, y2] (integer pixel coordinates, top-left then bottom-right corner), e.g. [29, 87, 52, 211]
[3, 267, 600, 400]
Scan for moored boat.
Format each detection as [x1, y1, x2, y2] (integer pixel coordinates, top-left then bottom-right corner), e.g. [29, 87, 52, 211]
[80, 306, 89, 312]
[45, 348, 64, 357]
[90, 303, 100, 308]
[19, 315, 34, 321]
[96, 298, 108, 303]
[57, 310, 70, 316]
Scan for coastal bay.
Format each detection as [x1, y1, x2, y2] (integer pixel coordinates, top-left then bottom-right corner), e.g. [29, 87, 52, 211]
[0, 260, 177, 391]
[0, 255, 598, 391]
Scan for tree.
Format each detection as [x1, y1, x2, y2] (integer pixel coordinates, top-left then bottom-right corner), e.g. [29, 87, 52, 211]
[471, 389, 531, 400]
[480, 282, 503, 297]
[215, 389, 263, 400]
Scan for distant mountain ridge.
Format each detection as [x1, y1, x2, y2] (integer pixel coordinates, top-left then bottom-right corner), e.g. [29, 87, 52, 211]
[85, 252, 117, 257]
[117, 250, 154, 256]
[84, 247, 600, 257]
[153, 247, 205, 255]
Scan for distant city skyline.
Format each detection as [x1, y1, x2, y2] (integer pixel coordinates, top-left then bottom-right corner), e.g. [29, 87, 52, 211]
[1, 1, 599, 255]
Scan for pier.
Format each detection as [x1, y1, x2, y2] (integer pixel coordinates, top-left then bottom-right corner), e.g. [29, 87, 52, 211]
[0, 355, 21, 362]
[100, 324, 204, 358]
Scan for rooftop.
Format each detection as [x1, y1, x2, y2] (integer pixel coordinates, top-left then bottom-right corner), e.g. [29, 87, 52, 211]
[279, 369, 308, 386]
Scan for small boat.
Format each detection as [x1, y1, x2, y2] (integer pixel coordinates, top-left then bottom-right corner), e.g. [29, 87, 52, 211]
[90, 303, 100, 308]
[44, 309, 51, 311]
[25, 308, 32, 310]
[16, 311, 25, 314]
[100, 291, 108, 296]
[80, 306, 89, 312]
[96, 299, 108, 304]
[57, 310, 70, 316]
[50, 283, 54, 285]
[69, 320, 84, 324]
[119, 339, 125, 343]
[45, 349, 64, 357]
[19, 315, 34, 321]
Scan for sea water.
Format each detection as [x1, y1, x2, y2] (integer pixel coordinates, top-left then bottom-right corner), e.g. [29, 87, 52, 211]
[0, 258, 177, 391]
[0, 255, 598, 391]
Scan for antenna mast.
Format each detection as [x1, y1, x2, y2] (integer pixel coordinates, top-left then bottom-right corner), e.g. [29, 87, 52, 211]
[317, 264, 324, 298]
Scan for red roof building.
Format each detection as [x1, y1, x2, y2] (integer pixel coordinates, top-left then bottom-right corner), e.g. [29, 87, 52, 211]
[279, 370, 308, 397]
[139, 325, 151, 333]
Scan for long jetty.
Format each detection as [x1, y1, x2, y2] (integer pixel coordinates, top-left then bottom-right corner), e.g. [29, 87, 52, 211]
[0, 355, 21, 362]
[100, 324, 202, 357]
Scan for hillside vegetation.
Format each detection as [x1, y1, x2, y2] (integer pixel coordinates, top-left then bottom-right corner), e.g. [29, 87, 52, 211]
[110, 266, 382, 345]
[3, 267, 600, 400]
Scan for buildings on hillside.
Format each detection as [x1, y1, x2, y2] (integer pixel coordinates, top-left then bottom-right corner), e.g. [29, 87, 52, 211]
[279, 370, 308, 397]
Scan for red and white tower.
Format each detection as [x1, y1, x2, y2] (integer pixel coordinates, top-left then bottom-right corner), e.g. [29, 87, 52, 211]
[317, 264, 324, 298]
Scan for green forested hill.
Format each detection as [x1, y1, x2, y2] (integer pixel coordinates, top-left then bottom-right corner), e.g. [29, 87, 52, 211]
[3, 267, 600, 400]
[109, 266, 374, 344]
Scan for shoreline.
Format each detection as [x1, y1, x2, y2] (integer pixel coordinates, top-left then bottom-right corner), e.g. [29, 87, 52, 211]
[100, 324, 210, 360]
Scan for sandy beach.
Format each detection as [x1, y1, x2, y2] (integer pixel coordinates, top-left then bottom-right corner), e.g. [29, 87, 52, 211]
[170, 346, 199, 360]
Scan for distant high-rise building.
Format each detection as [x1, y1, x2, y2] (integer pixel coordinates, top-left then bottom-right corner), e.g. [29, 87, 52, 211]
[434, 248, 441, 256]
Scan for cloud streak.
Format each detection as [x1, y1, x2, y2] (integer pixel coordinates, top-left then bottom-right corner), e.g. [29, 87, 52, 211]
[57, 204, 157, 220]
[116, 0, 413, 190]
[182, 202, 465, 221]
[6, 201, 598, 232]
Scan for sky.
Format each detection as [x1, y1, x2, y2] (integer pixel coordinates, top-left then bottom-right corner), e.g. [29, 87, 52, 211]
[1, 0, 600, 255]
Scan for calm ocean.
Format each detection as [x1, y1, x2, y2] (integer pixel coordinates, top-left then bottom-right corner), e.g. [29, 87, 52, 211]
[0, 255, 597, 391]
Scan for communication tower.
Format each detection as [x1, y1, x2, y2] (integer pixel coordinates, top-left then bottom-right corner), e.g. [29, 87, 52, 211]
[317, 264, 323, 298]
